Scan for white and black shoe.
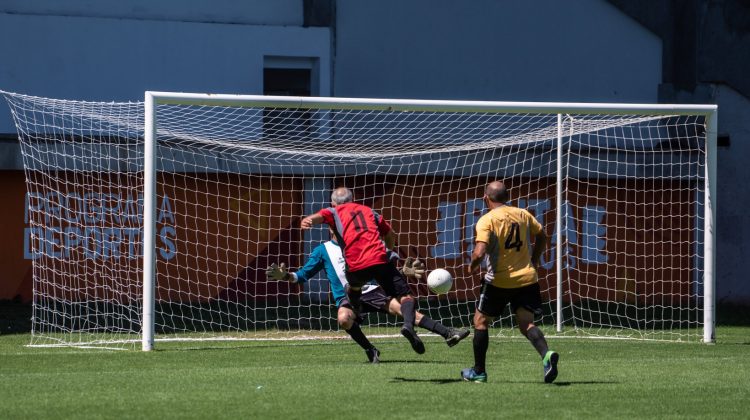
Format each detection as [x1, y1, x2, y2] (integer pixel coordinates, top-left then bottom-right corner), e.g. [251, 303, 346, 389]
[365, 347, 380, 363]
[445, 328, 471, 347]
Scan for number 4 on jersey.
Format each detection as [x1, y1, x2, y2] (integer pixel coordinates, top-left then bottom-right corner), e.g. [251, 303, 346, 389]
[504, 222, 523, 251]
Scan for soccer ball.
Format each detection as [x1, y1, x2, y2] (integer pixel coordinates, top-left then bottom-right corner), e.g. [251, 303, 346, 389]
[427, 268, 453, 295]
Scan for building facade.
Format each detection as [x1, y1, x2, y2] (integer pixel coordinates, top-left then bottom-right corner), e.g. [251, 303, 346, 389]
[0, 0, 746, 303]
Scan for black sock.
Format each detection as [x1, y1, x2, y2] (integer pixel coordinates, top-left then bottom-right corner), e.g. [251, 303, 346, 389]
[345, 323, 374, 351]
[473, 329, 489, 374]
[526, 326, 549, 358]
[400, 297, 416, 330]
[417, 316, 450, 338]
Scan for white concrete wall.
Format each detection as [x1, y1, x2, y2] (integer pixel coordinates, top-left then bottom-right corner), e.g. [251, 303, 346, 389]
[335, 0, 661, 103]
[0, 2, 329, 133]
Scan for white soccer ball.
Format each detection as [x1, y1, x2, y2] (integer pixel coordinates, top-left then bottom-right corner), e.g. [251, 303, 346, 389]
[427, 268, 453, 295]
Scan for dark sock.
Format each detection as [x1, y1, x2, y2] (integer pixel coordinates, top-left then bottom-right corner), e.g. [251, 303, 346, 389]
[345, 323, 374, 351]
[417, 316, 450, 338]
[526, 326, 549, 358]
[473, 329, 489, 374]
[400, 297, 416, 330]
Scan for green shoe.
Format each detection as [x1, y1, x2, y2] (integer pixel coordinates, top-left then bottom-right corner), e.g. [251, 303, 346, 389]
[543, 351, 559, 383]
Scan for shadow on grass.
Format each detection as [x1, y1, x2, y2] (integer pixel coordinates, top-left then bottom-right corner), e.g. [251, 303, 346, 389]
[159, 345, 265, 352]
[391, 376, 464, 384]
[547, 380, 619, 386]
[156, 339, 358, 352]
[391, 377, 619, 386]
[480, 379, 619, 386]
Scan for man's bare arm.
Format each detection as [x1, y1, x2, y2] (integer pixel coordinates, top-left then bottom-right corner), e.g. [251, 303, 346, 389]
[469, 241, 487, 273]
[300, 213, 324, 230]
[531, 231, 547, 268]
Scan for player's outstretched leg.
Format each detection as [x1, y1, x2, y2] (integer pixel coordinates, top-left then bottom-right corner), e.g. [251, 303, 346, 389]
[399, 296, 425, 354]
[445, 327, 471, 347]
[417, 315, 470, 347]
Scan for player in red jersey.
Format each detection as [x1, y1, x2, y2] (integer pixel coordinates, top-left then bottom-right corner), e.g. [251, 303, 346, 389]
[300, 187, 425, 354]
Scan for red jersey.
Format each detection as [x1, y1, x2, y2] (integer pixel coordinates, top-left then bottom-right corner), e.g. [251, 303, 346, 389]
[318, 202, 392, 272]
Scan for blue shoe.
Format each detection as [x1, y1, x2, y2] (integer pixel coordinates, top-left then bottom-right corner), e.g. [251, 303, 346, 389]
[543, 351, 559, 383]
[461, 367, 487, 383]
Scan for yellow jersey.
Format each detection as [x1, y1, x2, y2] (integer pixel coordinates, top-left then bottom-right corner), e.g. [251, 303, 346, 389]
[474, 205, 543, 288]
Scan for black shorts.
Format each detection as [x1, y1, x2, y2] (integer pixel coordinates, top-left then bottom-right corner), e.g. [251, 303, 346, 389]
[476, 282, 543, 318]
[345, 263, 411, 299]
[341, 287, 391, 315]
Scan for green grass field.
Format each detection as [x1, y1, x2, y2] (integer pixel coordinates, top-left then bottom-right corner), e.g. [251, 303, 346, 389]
[1, 327, 749, 419]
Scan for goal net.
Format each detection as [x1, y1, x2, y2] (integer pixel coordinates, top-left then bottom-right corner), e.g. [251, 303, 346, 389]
[1, 91, 716, 349]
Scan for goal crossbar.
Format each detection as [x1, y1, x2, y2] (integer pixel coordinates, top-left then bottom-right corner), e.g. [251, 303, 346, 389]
[147, 91, 717, 116]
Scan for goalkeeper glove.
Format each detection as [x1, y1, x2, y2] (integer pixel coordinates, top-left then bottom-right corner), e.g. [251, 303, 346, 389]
[401, 257, 425, 280]
[266, 263, 290, 281]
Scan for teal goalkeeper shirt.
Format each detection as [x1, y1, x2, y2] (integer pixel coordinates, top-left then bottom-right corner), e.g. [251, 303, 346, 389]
[290, 241, 378, 308]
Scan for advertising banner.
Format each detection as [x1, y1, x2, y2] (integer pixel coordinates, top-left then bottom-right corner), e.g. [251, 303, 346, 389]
[7, 172, 695, 305]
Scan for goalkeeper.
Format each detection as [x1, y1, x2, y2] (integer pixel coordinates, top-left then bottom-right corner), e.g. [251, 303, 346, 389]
[267, 231, 470, 363]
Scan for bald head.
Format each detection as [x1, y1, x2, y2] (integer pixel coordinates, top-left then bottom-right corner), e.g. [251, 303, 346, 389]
[330, 187, 353, 206]
[484, 181, 509, 204]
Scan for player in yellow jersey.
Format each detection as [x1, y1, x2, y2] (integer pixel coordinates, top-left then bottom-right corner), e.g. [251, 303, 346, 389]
[460, 181, 559, 383]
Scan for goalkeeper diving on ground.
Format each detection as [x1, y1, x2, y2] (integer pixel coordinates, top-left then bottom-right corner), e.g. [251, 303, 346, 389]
[266, 227, 470, 362]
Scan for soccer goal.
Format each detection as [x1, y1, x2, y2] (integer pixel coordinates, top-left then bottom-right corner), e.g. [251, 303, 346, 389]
[1, 90, 717, 350]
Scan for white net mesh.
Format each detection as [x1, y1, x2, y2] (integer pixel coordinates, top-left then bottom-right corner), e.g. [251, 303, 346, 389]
[2, 92, 709, 348]
[4, 93, 144, 347]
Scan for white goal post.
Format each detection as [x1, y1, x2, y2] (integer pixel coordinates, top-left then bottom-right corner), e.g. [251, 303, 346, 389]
[141, 92, 718, 350]
[2, 90, 717, 350]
